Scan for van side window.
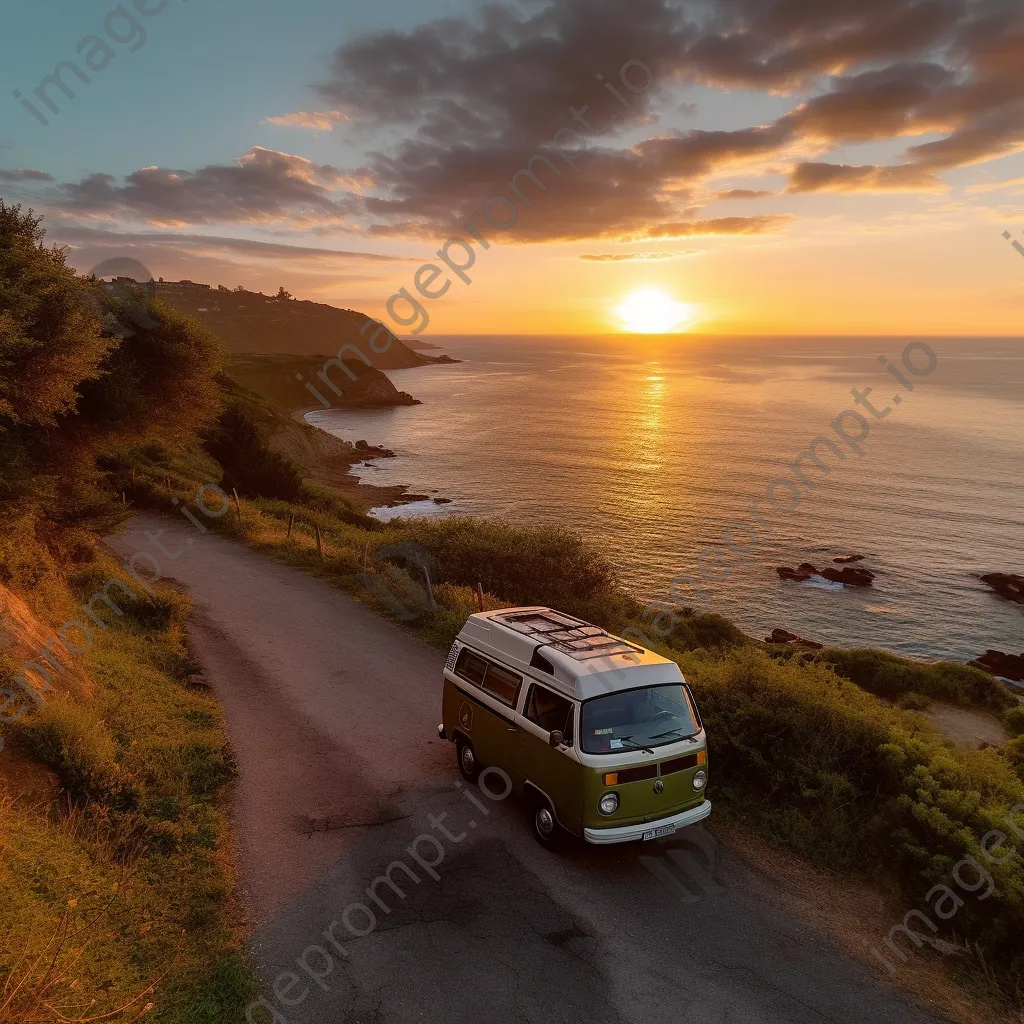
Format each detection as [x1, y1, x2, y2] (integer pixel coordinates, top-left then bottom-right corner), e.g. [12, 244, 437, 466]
[454, 649, 522, 708]
[480, 662, 522, 708]
[454, 649, 487, 686]
[525, 685, 575, 745]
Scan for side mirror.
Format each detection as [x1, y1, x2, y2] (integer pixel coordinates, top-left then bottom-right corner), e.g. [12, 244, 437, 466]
[548, 730, 564, 748]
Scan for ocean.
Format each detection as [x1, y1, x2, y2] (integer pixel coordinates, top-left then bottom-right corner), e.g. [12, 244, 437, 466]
[306, 335, 1024, 663]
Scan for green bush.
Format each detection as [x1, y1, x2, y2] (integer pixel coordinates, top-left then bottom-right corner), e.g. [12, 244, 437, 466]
[1005, 705, 1024, 738]
[400, 517, 617, 613]
[814, 647, 1014, 711]
[203, 401, 302, 501]
[661, 609, 748, 652]
[1005, 737, 1024, 780]
[896, 691, 932, 711]
[686, 647, 1024, 983]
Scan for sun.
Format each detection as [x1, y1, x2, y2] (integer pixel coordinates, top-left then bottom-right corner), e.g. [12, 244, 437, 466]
[615, 287, 696, 334]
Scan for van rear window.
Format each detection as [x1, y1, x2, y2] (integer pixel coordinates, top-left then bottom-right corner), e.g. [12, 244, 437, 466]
[454, 649, 487, 686]
[454, 649, 522, 708]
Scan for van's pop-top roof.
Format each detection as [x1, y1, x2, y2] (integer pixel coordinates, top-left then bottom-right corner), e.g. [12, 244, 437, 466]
[453, 607, 685, 700]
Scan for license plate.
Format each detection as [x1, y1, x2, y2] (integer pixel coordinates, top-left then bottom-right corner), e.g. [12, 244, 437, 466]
[643, 824, 676, 841]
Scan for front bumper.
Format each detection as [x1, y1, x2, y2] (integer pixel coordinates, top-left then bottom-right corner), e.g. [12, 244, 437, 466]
[583, 799, 712, 845]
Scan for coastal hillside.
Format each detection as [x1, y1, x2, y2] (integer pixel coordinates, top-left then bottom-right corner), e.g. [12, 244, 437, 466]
[219, 356, 420, 509]
[156, 280, 453, 367]
[225, 353, 417, 415]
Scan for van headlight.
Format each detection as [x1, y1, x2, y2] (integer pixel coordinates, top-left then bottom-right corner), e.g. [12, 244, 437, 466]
[598, 792, 619, 816]
[692, 770, 708, 791]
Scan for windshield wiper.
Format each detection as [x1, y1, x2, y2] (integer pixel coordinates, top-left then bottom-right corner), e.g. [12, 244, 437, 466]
[649, 728, 695, 741]
[618, 735, 655, 754]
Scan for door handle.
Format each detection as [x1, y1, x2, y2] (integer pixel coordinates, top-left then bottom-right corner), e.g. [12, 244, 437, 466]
[507, 726, 517, 733]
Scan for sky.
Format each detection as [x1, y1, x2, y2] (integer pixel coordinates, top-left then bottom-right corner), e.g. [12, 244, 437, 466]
[3, 0, 1024, 336]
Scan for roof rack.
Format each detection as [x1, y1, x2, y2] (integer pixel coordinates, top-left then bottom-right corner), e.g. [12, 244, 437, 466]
[494, 610, 643, 662]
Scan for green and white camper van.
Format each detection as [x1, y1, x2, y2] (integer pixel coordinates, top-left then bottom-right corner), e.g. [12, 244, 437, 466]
[438, 607, 710, 847]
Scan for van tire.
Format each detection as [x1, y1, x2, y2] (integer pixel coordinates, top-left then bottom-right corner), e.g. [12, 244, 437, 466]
[530, 795, 560, 850]
[456, 739, 480, 784]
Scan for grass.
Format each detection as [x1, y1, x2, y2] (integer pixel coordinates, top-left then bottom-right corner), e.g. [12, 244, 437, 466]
[1, 549, 256, 1023]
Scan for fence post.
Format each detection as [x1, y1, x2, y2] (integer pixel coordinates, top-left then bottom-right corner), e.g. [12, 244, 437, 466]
[476, 583, 484, 612]
[315, 523, 325, 563]
[232, 488, 242, 522]
[287, 512, 294, 539]
[422, 566, 436, 611]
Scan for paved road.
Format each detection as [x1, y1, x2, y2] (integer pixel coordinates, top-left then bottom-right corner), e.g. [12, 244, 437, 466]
[107, 515, 942, 1024]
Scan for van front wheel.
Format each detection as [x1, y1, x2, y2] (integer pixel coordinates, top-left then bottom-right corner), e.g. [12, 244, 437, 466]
[457, 740, 480, 784]
[531, 798, 559, 850]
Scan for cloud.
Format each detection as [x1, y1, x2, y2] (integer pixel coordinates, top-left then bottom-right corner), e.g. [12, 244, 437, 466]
[48, 224, 409, 263]
[51, 147, 367, 228]
[303, 0, 1024, 242]
[788, 162, 947, 193]
[264, 110, 350, 131]
[27, 0, 1024, 243]
[579, 249, 700, 261]
[641, 215, 793, 238]
[966, 175, 1024, 193]
[0, 168, 54, 183]
[714, 188, 776, 199]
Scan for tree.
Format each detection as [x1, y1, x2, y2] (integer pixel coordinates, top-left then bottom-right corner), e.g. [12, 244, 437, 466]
[276, 286, 292, 301]
[0, 202, 114, 428]
[202, 399, 302, 501]
[0, 200, 224, 536]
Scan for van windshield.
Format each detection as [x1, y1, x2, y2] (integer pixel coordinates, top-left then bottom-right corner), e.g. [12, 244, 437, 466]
[580, 685, 698, 754]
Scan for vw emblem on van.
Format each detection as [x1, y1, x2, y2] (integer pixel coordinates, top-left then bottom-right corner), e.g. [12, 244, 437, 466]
[459, 702, 473, 731]
[653, 779, 665, 795]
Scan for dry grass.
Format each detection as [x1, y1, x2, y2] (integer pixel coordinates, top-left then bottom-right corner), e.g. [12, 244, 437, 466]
[0, 550, 256, 1023]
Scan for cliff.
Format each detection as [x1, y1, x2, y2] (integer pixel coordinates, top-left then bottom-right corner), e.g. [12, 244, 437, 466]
[225, 353, 418, 414]
[157, 281, 455, 367]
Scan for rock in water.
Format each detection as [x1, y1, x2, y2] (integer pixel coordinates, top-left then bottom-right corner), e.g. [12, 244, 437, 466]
[765, 628, 824, 650]
[777, 566, 813, 581]
[833, 554, 865, 563]
[980, 573, 1024, 605]
[776, 563, 875, 587]
[969, 650, 1024, 683]
[820, 566, 875, 587]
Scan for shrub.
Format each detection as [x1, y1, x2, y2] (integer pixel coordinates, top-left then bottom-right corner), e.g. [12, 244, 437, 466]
[814, 647, 1014, 711]
[896, 691, 931, 711]
[1005, 737, 1024, 780]
[686, 647, 1024, 983]
[1005, 705, 1024, 738]
[661, 609, 748, 653]
[203, 402, 302, 501]
[400, 517, 617, 612]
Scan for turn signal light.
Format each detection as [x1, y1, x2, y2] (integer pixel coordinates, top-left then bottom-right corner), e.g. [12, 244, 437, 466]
[697, 750, 707, 765]
[603, 772, 618, 786]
